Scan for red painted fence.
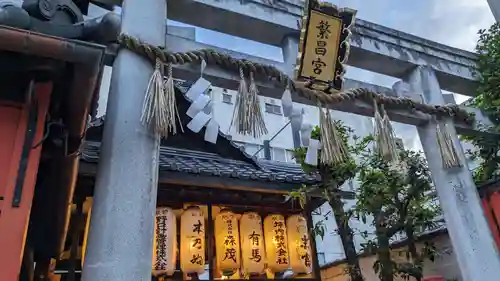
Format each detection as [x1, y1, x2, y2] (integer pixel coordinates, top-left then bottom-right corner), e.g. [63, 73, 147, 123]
[0, 82, 51, 281]
[482, 191, 500, 250]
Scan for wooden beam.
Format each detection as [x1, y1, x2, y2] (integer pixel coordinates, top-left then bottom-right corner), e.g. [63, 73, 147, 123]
[78, 162, 354, 199]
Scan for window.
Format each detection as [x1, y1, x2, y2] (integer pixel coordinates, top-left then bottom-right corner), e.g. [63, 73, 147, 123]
[285, 150, 296, 163]
[265, 103, 282, 115]
[245, 143, 263, 158]
[271, 147, 287, 162]
[270, 148, 296, 163]
[222, 92, 232, 104]
[347, 179, 355, 191]
[317, 252, 326, 265]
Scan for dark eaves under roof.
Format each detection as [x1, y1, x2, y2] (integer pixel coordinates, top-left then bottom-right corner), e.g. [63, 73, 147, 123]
[80, 140, 320, 185]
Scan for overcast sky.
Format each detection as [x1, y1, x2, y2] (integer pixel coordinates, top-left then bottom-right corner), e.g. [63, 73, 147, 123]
[333, 0, 494, 51]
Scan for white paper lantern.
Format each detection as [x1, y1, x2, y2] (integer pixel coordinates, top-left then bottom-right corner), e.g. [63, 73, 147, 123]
[180, 206, 205, 274]
[239, 212, 265, 275]
[215, 210, 241, 274]
[286, 215, 312, 274]
[152, 207, 177, 276]
[263, 214, 289, 272]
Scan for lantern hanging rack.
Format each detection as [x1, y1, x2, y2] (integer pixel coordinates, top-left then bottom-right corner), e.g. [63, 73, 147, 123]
[156, 198, 321, 215]
[154, 184, 328, 213]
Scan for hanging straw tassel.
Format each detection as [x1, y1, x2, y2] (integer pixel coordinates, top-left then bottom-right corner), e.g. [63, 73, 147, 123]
[230, 68, 249, 135]
[373, 100, 399, 164]
[381, 105, 400, 164]
[247, 72, 268, 138]
[436, 119, 461, 168]
[141, 58, 169, 135]
[230, 69, 268, 138]
[319, 104, 347, 165]
[163, 63, 183, 138]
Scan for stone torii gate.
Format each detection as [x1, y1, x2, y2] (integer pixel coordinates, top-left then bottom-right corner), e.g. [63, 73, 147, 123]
[488, 0, 500, 24]
[81, 1, 500, 281]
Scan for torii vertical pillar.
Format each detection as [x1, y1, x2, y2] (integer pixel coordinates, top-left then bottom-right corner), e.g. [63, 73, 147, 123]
[281, 35, 301, 148]
[404, 65, 500, 281]
[81, 0, 165, 280]
[487, 0, 500, 22]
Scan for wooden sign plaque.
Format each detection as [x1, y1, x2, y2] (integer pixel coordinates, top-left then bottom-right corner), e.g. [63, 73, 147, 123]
[295, 1, 356, 93]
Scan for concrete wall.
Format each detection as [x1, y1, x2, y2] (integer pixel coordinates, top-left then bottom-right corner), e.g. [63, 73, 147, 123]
[320, 234, 461, 281]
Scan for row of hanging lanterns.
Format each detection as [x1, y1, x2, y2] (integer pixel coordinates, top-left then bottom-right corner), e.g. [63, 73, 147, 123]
[152, 206, 313, 276]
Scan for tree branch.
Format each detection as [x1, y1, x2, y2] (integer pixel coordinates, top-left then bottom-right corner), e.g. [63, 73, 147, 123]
[387, 179, 423, 237]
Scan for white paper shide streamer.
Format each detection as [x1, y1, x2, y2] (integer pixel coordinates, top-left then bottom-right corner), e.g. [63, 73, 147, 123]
[183, 60, 221, 144]
[187, 94, 211, 133]
[153, 207, 177, 276]
[281, 84, 293, 118]
[204, 113, 219, 144]
[280, 86, 318, 166]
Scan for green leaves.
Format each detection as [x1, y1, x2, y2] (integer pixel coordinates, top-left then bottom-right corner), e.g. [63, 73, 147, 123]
[288, 186, 308, 209]
[356, 147, 437, 281]
[462, 22, 500, 185]
[290, 120, 437, 281]
[290, 121, 368, 281]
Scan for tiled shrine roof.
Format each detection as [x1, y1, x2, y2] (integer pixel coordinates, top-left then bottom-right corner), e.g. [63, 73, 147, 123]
[81, 141, 321, 185]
